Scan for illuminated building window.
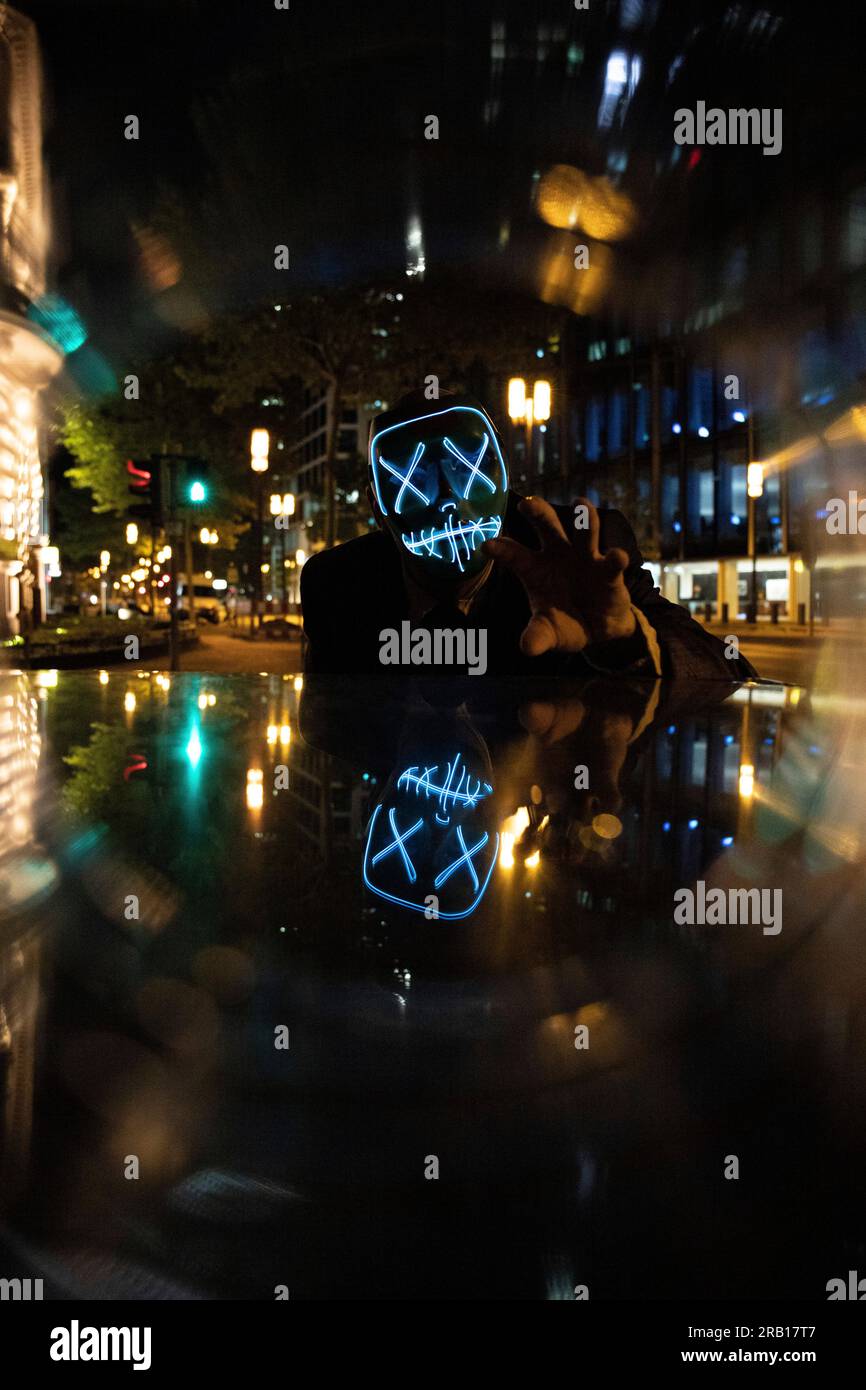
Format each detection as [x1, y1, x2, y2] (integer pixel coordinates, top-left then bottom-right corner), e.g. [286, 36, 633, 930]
[585, 397, 603, 463]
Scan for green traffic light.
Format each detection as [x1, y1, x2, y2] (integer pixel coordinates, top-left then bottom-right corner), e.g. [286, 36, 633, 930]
[189, 481, 207, 503]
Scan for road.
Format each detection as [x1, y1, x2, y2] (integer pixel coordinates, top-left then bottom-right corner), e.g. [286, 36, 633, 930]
[126, 623, 832, 686]
[131, 625, 304, 674]
[736, 639, 821, 687]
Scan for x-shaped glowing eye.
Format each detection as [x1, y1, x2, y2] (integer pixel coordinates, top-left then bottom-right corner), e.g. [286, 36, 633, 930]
[370, 808, 424, 883]
[433, 825, 490, 893]
[379, 442, 428, 514]
[442, 434, 497, 499]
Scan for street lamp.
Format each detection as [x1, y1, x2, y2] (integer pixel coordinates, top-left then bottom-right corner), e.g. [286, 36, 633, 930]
[270, 492, 296, 612]
[250, 429, 270, 634]
[125, 522, 138, 546]
[532, 379, 552, 423]
[507, 377, 552, 483]
[746, 461, 765, 623]
[250, 429, 269, 473]
[747, 462, 764, 498]
[507, 377, 526, 421]
[98, 550, 110, 616]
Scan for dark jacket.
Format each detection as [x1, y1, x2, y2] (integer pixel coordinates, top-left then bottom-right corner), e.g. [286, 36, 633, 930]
[301, 493, 758, 681]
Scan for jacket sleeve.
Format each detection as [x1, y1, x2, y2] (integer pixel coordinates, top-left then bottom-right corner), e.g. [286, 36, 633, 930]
[602, 510, 759, 681]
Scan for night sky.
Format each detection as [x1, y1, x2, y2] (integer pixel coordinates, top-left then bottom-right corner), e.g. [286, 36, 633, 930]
[13, 0, 866, 374]
[16, 0, 503, 366]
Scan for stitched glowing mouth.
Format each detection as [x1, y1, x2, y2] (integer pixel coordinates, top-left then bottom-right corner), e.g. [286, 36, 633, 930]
[400, 515, 502, 573]
[397, 754, 493, 811]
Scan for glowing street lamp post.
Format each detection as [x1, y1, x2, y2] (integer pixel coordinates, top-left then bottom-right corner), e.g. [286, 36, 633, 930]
[746, 460, 765, 625]
[507, 378, 552, 487]
[250, 429, 269, 635]
[270, 490, 295, 614]
[99, 550, 110, 616]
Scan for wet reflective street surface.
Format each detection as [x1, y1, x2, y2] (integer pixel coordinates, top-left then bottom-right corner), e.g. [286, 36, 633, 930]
[2, 668, 866, 1300]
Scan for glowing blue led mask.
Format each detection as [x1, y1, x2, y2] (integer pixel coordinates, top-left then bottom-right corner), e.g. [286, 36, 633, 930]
[370, 406, 509, 580]
[363, 749, 499, 919]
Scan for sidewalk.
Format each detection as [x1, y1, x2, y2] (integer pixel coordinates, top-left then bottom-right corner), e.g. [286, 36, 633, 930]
[701, 618, 863, 643]
[227, 612, 303, 640]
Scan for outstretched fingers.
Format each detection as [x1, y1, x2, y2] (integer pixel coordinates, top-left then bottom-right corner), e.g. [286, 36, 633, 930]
[600, 545, 629, 581]
[570, 495, 601, 557]
[518, 495, 571, 548]
[519, 612, 561, 657]
[482, 535, 535, 582]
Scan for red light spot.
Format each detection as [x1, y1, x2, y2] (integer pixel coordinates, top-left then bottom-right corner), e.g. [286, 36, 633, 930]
[688, 149, 702, 170]
[123, 754, 148, 782]
[126, 459, 152, 489]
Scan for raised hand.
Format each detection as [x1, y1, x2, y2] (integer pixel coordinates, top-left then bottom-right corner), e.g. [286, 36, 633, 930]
[482, 496, 636, 656]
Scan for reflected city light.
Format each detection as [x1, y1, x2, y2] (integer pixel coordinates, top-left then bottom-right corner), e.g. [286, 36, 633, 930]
[246, 767, 264, 810]
[186, 726, 202, 768]
[124, 691, 137, 714]
[537, 231, 612, 315]
[592, 813, 623, 840]
[535, 163, 637, 240]
[499, 806, 530, 869]
[738, 763, 755, 800]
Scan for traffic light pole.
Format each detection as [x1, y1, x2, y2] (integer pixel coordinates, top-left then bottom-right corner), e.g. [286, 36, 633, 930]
[168, 458, 180, 672]
[184, 517, 196, 626]
[130, 452, 207, 667]
[149, 510, 158, 619]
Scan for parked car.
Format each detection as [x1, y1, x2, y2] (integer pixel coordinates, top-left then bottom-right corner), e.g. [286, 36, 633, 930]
[177, 581, 228, 624]
[260, 613, 302, 639]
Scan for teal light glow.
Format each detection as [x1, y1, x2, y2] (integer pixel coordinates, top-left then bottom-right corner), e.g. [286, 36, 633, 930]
[27, 294, 88, 353]
[189, 481, 206, 503]
[186, 726, 203, 767]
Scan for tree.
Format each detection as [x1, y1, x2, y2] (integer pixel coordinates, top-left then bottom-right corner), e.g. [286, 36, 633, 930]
[52, 474, 121, 571]
[59, 278, 564, 553]
[178, 278, 563, 546]
[61, 402, 132, 515]
[177, 289, 397, 547]
[56, 342, 272, 583]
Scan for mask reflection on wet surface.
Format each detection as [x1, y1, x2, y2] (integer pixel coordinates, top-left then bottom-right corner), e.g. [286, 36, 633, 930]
[2, 667, 866, 1299]
[363, 714, 499, 919]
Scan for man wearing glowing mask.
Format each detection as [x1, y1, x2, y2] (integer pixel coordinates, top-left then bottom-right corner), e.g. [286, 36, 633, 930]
[301, 389, 757, 679]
